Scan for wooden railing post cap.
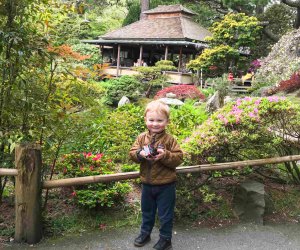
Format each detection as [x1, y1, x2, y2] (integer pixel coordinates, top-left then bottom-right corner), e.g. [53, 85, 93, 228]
[16, 143, 41, 150]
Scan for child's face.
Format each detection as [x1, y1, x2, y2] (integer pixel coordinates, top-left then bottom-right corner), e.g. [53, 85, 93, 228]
[145, 111, 169, 134]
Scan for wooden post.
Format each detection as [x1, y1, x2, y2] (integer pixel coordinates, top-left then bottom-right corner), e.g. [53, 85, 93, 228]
[15, 143, 42, 244]
[178, 47, 182, 72]
[139, 45, 143, 66]
[100, 45, 104, 63]
[164, 45, 168, 60]
[116, 44, 121, 77]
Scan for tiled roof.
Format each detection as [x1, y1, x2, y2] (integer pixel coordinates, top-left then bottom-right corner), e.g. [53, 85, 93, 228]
[143, 4, 196, 16]
[101, 16, 211, 42]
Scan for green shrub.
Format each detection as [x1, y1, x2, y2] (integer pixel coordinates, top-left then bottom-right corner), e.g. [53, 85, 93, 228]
[121, 164, 139, 172]
[86, 104, 145, 162]
[71, 43, 102, 69]
[57, 152, 131, 208]
[168, 101, 208, 143]
[104, 75, 142, 106]
[155, 60, 177, 71]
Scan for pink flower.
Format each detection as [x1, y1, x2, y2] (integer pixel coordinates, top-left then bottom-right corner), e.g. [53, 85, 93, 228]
[267, 96, 279, 102]
[254, 99, 261, 105]
[244, 96, 252, 102]
[253, 108, 258, 113]
[248, 112, 256, 118]
[71, 191, 77, 197]
[86, 152, 92, 157]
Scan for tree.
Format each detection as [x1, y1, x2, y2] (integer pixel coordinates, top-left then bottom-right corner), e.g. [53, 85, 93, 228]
[140, 0, 150, 20]
[188, 13, 262, 74]
[281, 0, 300, 28]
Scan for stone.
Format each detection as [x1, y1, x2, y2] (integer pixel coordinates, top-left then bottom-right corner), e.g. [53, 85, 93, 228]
[233, 180, 265, 224]
[159, 98, 184, 106]
[166, 92, 177, 98]
[118, 96, 130, 107]
[205, 91, 220, 113]
[224, 95, 232, 104]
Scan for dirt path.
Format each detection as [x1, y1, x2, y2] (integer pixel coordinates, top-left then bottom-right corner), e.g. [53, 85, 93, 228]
[3, 222, 300, 250]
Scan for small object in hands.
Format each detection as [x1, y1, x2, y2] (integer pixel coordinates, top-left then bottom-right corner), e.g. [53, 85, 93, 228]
[143, 144, 164, 158]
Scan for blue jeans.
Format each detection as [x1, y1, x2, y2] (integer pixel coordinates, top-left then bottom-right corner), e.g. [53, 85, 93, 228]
[140, 182, 176, 240]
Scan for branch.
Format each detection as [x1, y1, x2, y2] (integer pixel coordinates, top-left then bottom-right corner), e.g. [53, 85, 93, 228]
[281, 0, 300, 8]
[263, 27, 280, 42]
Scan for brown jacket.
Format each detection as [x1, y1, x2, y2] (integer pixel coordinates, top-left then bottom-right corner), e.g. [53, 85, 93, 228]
[129, 130, 183, 185]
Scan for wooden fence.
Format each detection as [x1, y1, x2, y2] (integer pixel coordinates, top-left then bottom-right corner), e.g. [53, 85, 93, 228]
[1, 143, 300, 244]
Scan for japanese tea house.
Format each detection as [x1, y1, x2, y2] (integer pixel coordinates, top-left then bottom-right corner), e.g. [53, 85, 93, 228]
[82, 4, 212, 84]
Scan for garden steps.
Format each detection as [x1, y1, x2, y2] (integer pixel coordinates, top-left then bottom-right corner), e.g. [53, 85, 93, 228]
[204, 82, 251, 93]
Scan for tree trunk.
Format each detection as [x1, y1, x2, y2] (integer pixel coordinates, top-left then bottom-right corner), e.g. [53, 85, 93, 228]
[296, 7, 300, 28]
[140, 0, 149, 20]
[15, 143, 42, 244]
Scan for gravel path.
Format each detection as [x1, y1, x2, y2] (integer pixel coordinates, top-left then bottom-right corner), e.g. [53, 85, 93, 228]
[3, 222, 300, 250]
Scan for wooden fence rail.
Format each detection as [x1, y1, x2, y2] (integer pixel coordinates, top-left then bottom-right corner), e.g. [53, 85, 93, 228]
[42, 155, 300, 189]
[1, 143, 300, 244]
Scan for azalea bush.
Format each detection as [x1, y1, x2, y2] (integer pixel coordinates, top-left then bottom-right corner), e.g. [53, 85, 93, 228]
[154, 85, 206, 100]
[182, 96, 300, 182]
[57, 152, 131, 208]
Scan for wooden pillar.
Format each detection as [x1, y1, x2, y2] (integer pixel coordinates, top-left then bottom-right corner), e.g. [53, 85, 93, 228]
[164, 45, 168, 60]
[116, 44, 121, 76]
[178, 47, 183, 72]
[100, 45, 104, 63]
[139, 45, 143, 66]
[112, 46, 116, 60]
[15, 143, 42, 244]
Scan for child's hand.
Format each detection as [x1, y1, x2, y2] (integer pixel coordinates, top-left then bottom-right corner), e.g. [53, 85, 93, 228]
[153, 148, 165, 161]
[139, 149, 147, 158]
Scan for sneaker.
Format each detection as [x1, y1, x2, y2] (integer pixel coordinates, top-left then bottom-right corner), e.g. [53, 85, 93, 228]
[134, 233, 151, 247]
[153, 238, 172, 250]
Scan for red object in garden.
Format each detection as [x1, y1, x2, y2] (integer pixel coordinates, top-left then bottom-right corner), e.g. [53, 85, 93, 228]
[154, 85, 205, 100]
[277, 72, 300, 93]
[228, 72, 234, 82]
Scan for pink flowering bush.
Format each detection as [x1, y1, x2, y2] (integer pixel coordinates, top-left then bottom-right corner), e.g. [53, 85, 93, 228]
[182, 96, 300, 174]
[57, 152, 131, 208]
[154, 85, 206, 100]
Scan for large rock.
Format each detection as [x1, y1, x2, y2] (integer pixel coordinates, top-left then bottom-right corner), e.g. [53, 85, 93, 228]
[159, 98, 184, 106]
[118, 96, 130, 107]
[205, 91, 220, 113]
[233, 180, 265, 224]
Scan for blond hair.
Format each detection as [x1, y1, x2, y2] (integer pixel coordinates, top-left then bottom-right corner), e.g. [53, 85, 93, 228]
[144, 100, 170, 119]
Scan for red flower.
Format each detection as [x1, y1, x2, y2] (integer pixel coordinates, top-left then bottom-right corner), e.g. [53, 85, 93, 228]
[89, 166, 94, 171]
[71, 191, 77, 197]
[99, 223, 107, 230]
